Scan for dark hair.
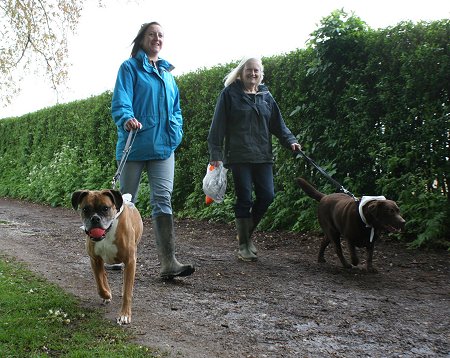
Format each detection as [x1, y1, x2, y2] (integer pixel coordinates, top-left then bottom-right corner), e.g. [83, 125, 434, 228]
[130, 21, 161, 57]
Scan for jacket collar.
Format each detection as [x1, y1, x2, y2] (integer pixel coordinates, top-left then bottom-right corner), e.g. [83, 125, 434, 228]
[135, 49, 175, 73]
[232, 80, 269, 95]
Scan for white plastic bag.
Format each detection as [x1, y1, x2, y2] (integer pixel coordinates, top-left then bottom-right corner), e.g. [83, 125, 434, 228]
[202, 163, 228, 203]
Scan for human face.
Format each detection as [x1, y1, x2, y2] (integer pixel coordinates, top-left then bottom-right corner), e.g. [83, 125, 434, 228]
[241, 59, 262, 92]
[141, 24, 164, 59]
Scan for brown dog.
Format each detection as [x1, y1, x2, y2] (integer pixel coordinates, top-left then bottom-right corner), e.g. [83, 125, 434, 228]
[296, 178, 405, 272]
[71, 189, 143, 324]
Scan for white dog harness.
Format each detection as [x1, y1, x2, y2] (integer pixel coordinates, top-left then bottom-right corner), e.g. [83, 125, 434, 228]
[358, 196, 386, 242]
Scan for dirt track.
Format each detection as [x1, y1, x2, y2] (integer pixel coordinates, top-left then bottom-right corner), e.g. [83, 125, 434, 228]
[0, 197, 449, 357]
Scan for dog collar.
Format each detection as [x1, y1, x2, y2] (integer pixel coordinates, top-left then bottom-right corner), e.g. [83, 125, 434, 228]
[113, 193, 133, 220]
[114, 203, 125, 220]
[358, 195, 386, 242]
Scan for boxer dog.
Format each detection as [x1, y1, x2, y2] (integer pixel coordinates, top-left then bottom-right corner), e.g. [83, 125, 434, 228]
[71, 189, 143, 325]
[296, 178, 405, 272]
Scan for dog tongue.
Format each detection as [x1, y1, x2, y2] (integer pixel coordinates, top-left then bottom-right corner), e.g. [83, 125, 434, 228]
[89, 228, 106, 239]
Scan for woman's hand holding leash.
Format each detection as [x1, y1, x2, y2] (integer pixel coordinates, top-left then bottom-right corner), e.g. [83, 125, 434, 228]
[291, 143, 302, 152]
[125, 118, 142, 131]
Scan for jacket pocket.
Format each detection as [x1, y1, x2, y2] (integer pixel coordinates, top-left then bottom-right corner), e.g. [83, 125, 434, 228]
[168, 115, 183, 148]
[139, 115, 157, 129]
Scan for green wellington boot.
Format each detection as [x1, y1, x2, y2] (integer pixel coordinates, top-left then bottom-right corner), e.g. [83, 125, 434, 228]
[248, 215, 262, 255]
[235, 218, 257, 262]
[153, 214, 195, 280]
[236, 217, 259, 255]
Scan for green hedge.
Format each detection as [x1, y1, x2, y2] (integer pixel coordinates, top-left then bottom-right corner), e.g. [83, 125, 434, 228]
[0, 93, 117, 206]
[1, 11, 448, 249]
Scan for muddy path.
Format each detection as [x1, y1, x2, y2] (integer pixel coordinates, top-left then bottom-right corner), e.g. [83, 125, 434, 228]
[0, 197, 448, 357]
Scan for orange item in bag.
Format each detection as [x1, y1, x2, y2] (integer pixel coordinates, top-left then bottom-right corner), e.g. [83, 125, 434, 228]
[205, 165, 215, 205]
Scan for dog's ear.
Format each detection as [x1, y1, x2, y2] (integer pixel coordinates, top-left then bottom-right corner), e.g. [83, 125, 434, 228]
[103, 189, 124, 211]
[71, 190, 89, 210]
[364, 201, 380, 225]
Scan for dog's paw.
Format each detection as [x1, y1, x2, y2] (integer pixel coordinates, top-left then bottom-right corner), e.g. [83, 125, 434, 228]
[117, 315, 131, 325]
[102, 298, 111, 305]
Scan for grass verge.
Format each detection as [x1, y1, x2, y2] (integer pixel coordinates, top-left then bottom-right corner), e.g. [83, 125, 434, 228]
[0, 255, 162, 357]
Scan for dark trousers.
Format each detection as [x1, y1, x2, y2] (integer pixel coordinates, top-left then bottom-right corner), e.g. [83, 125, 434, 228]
[229, 163, 275, 221]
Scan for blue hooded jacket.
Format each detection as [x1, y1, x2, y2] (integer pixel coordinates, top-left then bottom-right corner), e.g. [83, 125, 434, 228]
[111, 49, 183, 161]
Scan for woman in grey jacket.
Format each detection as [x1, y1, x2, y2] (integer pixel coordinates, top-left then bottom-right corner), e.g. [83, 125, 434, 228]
[208, 57, 301, 261]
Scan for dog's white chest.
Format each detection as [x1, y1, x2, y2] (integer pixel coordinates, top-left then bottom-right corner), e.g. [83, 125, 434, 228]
[93, 221, 119, 263]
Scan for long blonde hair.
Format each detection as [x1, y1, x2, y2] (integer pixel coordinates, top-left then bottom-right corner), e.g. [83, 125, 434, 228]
[224, 57, 264, 87]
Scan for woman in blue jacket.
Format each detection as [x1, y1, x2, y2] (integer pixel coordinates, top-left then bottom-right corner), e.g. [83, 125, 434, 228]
[111, 22, 194, 279]
[208, 57, 302, 262]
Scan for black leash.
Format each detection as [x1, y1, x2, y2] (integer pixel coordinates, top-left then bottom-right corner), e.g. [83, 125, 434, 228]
[294, 150, 356, 200]
[112, 129, 138, 189]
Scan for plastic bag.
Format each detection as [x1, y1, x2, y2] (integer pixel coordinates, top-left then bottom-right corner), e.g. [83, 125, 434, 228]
[202, 163, 228, 203]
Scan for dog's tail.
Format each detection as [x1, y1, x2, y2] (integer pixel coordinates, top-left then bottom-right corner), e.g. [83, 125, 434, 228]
[295, 178, 325, 202]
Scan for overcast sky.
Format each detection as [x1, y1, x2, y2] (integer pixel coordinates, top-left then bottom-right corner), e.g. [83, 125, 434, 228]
[2, 0, 449, 118]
